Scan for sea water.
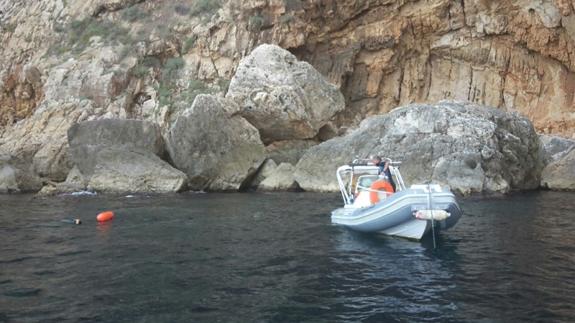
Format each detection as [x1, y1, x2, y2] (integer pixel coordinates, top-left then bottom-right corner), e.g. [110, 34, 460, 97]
[1, 191, 574, 322]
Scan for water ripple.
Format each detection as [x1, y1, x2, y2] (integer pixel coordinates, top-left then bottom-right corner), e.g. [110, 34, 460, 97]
[0, 191, 574, 322]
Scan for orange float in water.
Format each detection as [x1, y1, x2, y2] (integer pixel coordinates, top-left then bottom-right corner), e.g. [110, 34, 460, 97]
[96, 211, 114, 222]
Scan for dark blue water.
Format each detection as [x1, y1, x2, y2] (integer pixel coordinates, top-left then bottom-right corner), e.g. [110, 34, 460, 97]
[1, 191, 574, 322]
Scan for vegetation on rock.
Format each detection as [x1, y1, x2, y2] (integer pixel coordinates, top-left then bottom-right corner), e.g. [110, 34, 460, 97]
[189, 0, 222, 17]
[57, 17, 131, 54]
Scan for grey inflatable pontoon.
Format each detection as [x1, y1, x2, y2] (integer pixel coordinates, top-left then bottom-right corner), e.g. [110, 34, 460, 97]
[331, 160, 462, 240]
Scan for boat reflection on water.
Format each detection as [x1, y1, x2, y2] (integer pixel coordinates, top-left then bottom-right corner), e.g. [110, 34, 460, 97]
[326, 228, 462, 322]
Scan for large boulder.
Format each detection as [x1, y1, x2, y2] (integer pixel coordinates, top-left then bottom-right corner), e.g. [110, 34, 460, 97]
[539, 135, 575, 190]
[295, 101, 541, 195]
[68, 119, 165, 176]
[88, 149, 187, 193]
[0, 164, 19, 193]
[258, 163, 300, 191]
[167, 94, 266, 191]
[32, 138, 72, 182]
[265, 140, 318, 165]
[0, 154, 43, 193]
[37, 166, 89, 196]
[249, 159, 278, 189]
[65, 165, 89, 190]
[67, 119, 187, 193]
[539, 135, 575, 164]
[0, 101, 94, 184]
[226, 44, 345, 143]
[541, 150, 575, 190]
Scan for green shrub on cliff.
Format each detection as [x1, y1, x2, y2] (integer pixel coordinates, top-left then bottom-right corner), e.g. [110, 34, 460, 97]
[183, 36, 197, 53]
[249, 15, 265, 31]
[174, 4, 191, 16]
[155, 79, 211, 109]
[143, 56, 161, 67]
[132, 65, 150, 78]
[279, 14, 294, 24]
[131, 56, 161, 78]
[152, 56, 190, 107]
[157, 84, 173, 107]
[135, 56, 215, 110]
[283, 0, 303, 10]
[190, 0, 222, 16]
[162, 57, 185, 79]
[122, 6, 149, 22]
[180, 79, 213, 105]
[188, 79, 210, 92]
[155, 25, 172, 39]
[218, 79, 231, 93]
[70, 18, 113, 44]
[53, 17, 131, 54]
[2, 22, 17, 33]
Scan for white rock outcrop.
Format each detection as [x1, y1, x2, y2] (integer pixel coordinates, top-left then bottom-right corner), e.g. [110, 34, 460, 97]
[226, 44, 345, 143]
[295, 101, 541, 195]
[167, 94, 266, 191]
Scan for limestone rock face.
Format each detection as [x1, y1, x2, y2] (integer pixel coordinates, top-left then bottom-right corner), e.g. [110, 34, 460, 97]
[539, 135, 575, 190]
[541, 149, 575, 190]
[68, 119, 165, 176]
[250, 159, 277, 189]
[88, 149, 187, 193]
[37, 166, 89, 196]
[258, 163, 299, 191]
[0, 163, 19, 193]
[226, 44, 345, 143]
[0, 66, 44, 126]
[0, 101, 96, 183]
[248, 0, 575, 139]
[0, 155, 42, 193]
[265, 140, 318, 165]
[295, 101, 541, 195]
[2, 0, 575, 195]
[67, 119, 187, 193]
[539, 135, 575, 164]
[65, 166, 89, 189]
[167, 94, 266, 191]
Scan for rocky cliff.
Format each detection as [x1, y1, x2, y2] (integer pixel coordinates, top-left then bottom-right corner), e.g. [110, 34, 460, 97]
[0, 0, 574, 190]
[262, 0, 575, 138]
[295, 101, 542, 194]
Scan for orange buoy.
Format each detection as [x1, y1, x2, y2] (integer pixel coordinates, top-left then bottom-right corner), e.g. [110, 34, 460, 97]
[369, 180, 395, 204]
[96, 211, 114, 222]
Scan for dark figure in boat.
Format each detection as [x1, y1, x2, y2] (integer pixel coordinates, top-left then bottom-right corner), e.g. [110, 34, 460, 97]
[371, 156, 396, 192]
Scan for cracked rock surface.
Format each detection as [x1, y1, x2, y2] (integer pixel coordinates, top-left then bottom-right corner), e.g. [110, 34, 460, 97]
[295, 101, 541, 195]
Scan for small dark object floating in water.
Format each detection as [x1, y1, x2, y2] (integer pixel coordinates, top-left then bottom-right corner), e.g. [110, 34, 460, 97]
[61, 219, 82, 225]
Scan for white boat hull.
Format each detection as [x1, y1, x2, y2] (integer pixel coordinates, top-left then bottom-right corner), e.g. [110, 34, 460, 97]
[331, 186, 462, 240]
[380, 219, 430, 240]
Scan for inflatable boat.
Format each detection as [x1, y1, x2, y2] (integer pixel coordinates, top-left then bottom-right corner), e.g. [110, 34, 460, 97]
[331, 159, 462, 240]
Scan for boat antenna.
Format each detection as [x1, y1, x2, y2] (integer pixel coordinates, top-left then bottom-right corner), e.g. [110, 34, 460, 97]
[427, 183, 437, 249]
